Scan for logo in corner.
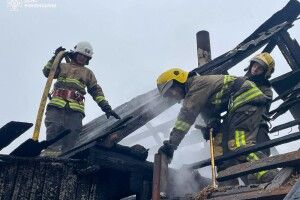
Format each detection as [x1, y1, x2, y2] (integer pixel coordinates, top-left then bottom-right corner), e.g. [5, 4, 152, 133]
[7, 0, 23, 11]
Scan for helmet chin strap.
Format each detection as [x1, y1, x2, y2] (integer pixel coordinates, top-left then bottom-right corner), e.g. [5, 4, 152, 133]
[70, 52, 91, 66]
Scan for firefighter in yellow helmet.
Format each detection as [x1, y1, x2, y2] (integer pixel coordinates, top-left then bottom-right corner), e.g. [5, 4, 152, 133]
[243, 52, 276, 184]
[212, 52, 276, 185]
[42, 42, 121, 157]
[157, 67, 275, 184]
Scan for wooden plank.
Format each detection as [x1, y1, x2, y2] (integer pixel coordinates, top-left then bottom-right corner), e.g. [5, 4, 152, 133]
[217, 150, 300, 182]
[210, 185, 292, 200]
[211, 184, 267, 198]
[58, 164, 78, 200]
[160, 154, 168, 197]
[41, 162, 64, 200]
[0, 121, 33, 150]
[0, 162, 18, 200]
[29, 162, 47, 200]
[152, 154, 161, 200]
[270, 119, 300, 133]
[266, 167, 294, 190]
[88, 178, 98, 200]
[185, 131, 300, 169]
[283, 177, 300, 200]
[279, 30, 300, 68]
[85, 147, 153, 178]
[121, 120, 174, 146]
[277, 33, 300, 70]
[11, 161, 35, 200]
[61, 91, 175, 158]
[75, 175, 91, 200]
[140, 181, 151, 200]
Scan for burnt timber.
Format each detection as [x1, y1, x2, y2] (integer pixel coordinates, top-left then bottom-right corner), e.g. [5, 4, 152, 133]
[0, 0, 300, 200]
[0, 147, 153, 200]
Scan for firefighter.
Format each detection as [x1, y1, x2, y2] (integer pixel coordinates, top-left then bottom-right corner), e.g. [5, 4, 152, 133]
[42, 42, 121, 157]
[211, 52, 276, 185]
[244, 52, 275, 155]
[242, 52, 276, 184]
[156, 67, 275, 184]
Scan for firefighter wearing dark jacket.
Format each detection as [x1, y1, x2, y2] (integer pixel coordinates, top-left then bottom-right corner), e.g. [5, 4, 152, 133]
[156, 66, 274, 184]
[212, 53, 276, 185]
[42, 42, 120, 157]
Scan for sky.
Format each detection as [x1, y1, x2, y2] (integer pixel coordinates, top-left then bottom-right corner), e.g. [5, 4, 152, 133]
[1, 0, 300, 163]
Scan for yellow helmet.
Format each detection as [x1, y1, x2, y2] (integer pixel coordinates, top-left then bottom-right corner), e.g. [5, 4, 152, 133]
[157, 68, 189, 96]
[250, 52, 275, 79]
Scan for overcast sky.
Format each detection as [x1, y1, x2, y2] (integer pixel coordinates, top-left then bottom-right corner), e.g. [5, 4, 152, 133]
[1, 0, 299, 157]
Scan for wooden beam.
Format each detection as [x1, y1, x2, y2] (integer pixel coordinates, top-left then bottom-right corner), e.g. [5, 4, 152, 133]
[266, 167, 294, 190]
[151, 153, 169, 200]
[217, 150, 300, 182]
[120, 120, 174, 146]
[283, 177, 300, 200]
[262, 39, 277, 53]
[270, 119, 300, 133]
[210, 185, 292, 200]
[278, 30, 300, 69]
[277, 32, 300, 71]
[190, 22, 292, 76]
[184, 131, 300, 170]
[85, 146, 153, 180]
[0, 121, 33, 150]
[152, 154, 161, 200]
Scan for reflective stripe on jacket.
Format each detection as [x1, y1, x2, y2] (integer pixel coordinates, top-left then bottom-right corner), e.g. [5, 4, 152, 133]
[43, 59, 107, 114]
[228, 81, 264, 113]
[172, 75, 266, 135]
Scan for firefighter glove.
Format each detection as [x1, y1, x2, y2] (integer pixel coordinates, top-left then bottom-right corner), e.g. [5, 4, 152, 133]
[158, 140, 177, 160]
[101, 104, 121, 120]
[54, 46, 66, 56]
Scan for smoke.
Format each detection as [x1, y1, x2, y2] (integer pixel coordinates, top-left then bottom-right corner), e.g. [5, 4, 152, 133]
[167, 166, 210, 198]
[119, 94, 213, 196]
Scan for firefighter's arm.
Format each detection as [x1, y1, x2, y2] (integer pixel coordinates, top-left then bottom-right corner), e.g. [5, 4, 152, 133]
[87, 71, 120, 119]
[42, 47, 65, 78]
[159, 87, 209, 160]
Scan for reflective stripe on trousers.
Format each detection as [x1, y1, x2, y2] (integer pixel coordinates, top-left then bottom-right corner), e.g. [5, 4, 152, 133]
[234, 130, 268, 181]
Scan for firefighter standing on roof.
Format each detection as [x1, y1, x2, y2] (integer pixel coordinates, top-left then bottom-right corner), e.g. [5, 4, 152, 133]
[156, 66, 275, 184]
[42, 42, 121, 157]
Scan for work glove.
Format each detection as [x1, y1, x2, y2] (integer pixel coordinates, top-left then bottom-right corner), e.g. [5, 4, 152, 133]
[158, 140, 177, 161]
[50, 47, 67, 62]
[101, 104, 121, 120]
[54, 46, 66, 56]
[158, 129, 185, 162]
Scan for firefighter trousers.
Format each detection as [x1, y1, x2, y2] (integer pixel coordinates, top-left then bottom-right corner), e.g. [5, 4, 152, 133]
[44, 105, 83, 156]
[217, 104, 276, 184]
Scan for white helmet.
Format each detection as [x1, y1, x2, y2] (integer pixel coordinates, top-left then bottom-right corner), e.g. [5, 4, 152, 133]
[74, 41, 93, 58]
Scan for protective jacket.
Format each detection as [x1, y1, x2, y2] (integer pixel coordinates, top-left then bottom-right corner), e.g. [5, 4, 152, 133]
[43, 58, 109, 115]
[172, 75, 266, 135]
[245, 72, 273, 111]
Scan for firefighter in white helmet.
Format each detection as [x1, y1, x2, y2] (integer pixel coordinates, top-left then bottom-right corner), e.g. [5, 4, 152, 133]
[42, 42, 121, 157]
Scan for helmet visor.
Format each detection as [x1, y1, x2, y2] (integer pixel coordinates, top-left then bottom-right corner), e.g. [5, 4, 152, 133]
[157, 80, 174, 97]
